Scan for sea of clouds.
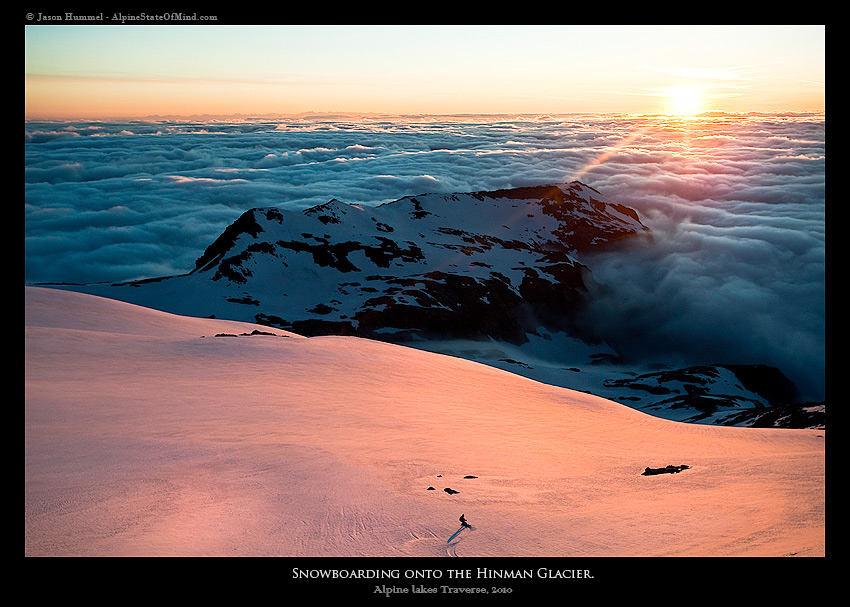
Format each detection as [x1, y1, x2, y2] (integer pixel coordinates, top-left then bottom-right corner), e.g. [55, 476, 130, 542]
[24, 113, 825, 400]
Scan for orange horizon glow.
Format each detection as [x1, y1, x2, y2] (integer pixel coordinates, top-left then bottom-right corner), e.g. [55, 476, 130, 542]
[23, 72, 825, 122]
[24, 25, 824, 121]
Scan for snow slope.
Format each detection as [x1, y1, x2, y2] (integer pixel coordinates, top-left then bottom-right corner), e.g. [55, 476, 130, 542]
[25, 287, 824, 557]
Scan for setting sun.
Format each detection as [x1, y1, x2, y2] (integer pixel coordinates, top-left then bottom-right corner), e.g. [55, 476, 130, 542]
[666, 85, 706, 116]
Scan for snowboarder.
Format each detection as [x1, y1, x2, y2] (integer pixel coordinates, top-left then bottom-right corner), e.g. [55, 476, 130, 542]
[459, 514, 470, 528]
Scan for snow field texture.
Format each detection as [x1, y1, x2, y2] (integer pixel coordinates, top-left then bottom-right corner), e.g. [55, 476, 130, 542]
[25, 287, 824, 557]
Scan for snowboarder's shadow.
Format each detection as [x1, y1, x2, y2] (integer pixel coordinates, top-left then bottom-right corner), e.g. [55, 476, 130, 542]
[448, 529, 473, 544]
[447, 519, 475, 543]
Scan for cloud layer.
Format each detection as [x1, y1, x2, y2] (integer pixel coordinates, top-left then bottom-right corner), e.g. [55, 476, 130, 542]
[25, 113, 825, 399]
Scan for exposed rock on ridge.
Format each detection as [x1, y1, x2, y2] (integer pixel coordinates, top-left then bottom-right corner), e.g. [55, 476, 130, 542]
[181, 181, 650, 344]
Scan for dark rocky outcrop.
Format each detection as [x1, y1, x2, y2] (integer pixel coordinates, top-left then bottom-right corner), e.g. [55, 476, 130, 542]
[642, 465, 690, 476]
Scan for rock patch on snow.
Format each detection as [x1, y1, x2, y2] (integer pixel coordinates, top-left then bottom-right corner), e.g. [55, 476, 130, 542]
[642, 465, 690, 476]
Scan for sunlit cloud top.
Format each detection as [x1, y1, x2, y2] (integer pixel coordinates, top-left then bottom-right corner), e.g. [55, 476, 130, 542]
[24, 24, 824, 119]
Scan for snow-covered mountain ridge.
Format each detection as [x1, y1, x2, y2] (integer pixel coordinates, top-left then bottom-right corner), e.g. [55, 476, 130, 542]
[52, 182, 643, 339]
[48, 182, 822, 428]
[185, 181, 646, 344]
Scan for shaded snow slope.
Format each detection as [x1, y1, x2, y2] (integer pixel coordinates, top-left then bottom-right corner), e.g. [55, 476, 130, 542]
[25, 287, 824, 557]
[408, 336, 821, 427]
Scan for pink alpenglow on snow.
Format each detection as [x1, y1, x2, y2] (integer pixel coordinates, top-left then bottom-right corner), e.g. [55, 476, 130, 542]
[24, 287, 825, 557]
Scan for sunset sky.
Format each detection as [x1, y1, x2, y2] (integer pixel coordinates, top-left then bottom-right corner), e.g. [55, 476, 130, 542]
[24, 24, 824, 119]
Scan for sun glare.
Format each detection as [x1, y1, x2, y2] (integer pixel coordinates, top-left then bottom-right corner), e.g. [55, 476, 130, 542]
[666, 85, 705, 116]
